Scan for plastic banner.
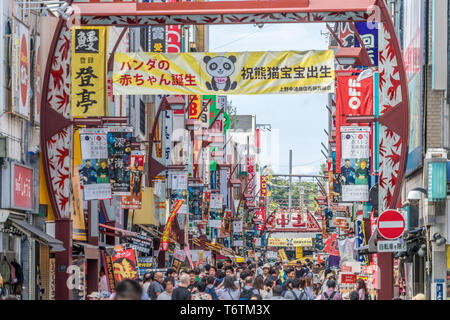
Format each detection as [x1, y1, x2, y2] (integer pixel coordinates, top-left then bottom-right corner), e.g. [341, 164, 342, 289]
[111, 248, 139, 284]
[113, 50, 335, 95]
[160, 199, 184, 251]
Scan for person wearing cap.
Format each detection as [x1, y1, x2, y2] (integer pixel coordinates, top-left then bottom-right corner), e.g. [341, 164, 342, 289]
[262, 263, 271, 281]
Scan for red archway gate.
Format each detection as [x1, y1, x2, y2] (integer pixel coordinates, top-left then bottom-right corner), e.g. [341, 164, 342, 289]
[41, 0, 408, 300]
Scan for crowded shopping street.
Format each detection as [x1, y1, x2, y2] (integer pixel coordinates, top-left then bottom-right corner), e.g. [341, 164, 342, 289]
[0, 0, 449, 304]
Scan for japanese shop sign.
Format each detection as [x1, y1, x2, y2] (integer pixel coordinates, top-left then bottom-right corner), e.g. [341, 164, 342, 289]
[160, 199, 184, 251]
[12, 18, 30, 119]
[377, 240, 407, 252]
[12, 164, 33, 211]
[111, 248, 139, 284]
[71, 26, 107, 117]
[113, 50, 335, 95]
[121, 152, 145, 209]
[341, 127, 370, 160]
[107, 128, 133, 195]
[188, 95, 202, 119]
[79, 128, 108, 160]
[267, 238, 313, 247]
[149, 26, 166, 53]
[354, 22, 378, 66]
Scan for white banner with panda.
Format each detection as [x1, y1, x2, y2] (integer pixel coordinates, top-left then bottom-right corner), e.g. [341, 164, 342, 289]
[113, 50, 335, 95]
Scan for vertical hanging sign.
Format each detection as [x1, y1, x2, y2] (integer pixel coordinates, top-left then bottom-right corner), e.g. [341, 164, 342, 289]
[71, 26, 107, 117]
[34, 34, 41, 124]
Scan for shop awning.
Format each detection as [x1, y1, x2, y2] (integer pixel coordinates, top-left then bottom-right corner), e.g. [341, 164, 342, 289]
[73, 242, 99, 260]
[9, 218, 65, 252]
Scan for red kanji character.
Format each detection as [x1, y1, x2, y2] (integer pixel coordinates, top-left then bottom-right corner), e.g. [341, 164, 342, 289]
[134, 74, 144, 86]
[171, 74, 184, 86]
[159, 74, 171, 86]
[292, 213, 306, 227]
[120, 61, 132, 71]
[184, 74, 197, 86]
[147, 76, 157, 86]
[146, 59, 156, 71]
[158, 60, 170, 71]
[133, 60, 144, 70]
[119, 74, 133, 86]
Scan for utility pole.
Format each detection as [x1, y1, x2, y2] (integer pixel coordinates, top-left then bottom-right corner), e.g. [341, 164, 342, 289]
[288, 149, 292, 210]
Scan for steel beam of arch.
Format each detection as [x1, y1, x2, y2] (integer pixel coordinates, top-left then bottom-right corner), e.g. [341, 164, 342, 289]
[71, 0, 377, 26]
[41, 0, 408, 244]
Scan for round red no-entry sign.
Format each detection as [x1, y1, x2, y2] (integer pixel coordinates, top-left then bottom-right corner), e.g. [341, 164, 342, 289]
[377, 210, 406, 240]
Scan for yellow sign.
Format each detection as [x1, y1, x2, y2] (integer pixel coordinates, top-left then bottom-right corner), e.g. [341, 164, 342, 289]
[278, 249, 288, 261]
[268, 238, 313, 247]
[113, 50, 335, 95]
[71, 26, 107, 117]
[296, 246, 303, 259]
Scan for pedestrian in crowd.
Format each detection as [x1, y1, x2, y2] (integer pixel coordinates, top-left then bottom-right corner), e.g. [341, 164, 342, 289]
[270, 285, 287, 300]
[281, 278, 293, 297]
[251, 275, 263, 295]
[217, 275, 240, 300]
[205, 276, 219, 300]
[204, 264, 211, 276]
[356, 278, 368, 300]
[262, 263, 271, 281]
[157, 277, 175, 300]
[304, 275, 315, 300]
[87, 291, 99, 300]
[143, 273, 152, 293]
[192, 281, 212, 300]
[187, 270, 198, 294]
[286, 267, 296, 280]
[216, 269, 225, 287]
[255, 261, 264, 277]
[208, 266, 217, 284]
[285, 278, 308, 300]
[217, 261, 224, 273]
[114, 280, 143, 300]
[240, 276, 259, 300]
[320, 279, 342, 300]
[261, 278, 273, 300]
[269, 268, 282, 286]
[294, 260, 303, 278]
[148, 271, 164, 300]
[138, 278, 150, 300]
[321, 270, 336, 293]
[172, 274, 192, 300]
[349, 290, 359, 300]
[250, 294, 262, 300]
[166, 268, 178, 287]
[98, 269, 109, 294]
[249, 263, 257, 277]
[224, 265, 234, 277]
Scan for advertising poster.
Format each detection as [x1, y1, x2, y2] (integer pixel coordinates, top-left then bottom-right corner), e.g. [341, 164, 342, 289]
[137, 257, 153, 277]
[12, 17, 30, 119]
[126, 233, 152, 255]
[340, 127, 370, 202]
[232, 220, 244, 247]
[79, 159, 112, 200]
[71, 26, 107, 117]
[111, 248, 139, 284]
[79, 128, 109, 160]
[71, 168, 87, 241]
[188, 186, 204, 221]
[121, 152, 145, 209]
[202, 191, 211, 221]
[114, 50, 335, 95]
[107, 128, 133, 195]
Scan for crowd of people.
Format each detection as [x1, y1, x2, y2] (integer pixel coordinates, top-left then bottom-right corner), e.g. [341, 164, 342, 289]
[87, 258, 377, 301]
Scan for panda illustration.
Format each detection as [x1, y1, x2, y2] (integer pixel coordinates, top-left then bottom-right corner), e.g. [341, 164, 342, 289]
[203, 55, 238, 92]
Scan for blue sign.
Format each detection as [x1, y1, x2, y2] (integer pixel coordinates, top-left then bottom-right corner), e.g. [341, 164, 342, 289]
[436, 283, 444, 300]
[354, 22, 379, 66]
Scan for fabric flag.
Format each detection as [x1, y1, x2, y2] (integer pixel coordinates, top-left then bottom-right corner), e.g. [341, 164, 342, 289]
[160, 199, 184, 251]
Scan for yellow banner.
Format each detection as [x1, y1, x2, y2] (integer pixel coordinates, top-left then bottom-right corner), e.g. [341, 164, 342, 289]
[113, 50, 335, 95]
[296, 246, 303, 259]
[71, 26, 107, 117]
[278, 249, 288, 261]
[268, 238, 313, 247]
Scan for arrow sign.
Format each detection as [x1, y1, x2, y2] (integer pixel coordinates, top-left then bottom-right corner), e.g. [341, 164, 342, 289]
[377, 210, 406, 240]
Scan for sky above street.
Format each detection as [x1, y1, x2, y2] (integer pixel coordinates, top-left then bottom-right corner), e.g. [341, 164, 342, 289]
[209, 23, 329, 175]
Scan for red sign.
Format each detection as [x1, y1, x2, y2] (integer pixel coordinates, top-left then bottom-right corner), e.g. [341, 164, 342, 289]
[111, 248, 139, 283]
[377, 210, 406, 240]
[341, 273, 357, 284]
[13, 164, 33, 210]
[335, 75, 373, 173]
